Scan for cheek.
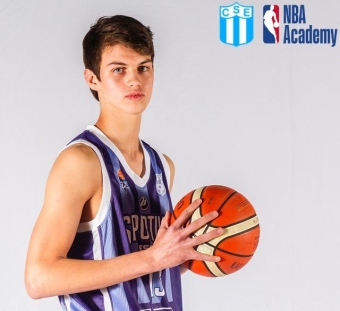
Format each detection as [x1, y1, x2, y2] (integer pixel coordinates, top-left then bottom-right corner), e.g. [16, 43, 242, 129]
[103, 76, 122, 91]
[145, 75, 154, 88]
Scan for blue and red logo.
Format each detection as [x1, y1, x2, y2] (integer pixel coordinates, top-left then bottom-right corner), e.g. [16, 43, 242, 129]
[263, 5, 280, 43]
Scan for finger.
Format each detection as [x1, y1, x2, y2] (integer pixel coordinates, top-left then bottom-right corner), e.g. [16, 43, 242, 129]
[171, 199, 202, 229]
[191, 250, 221, 263]
[188, 228, 224, 262]
[182, 210, 219, 237]
[189, 227, 224, 247]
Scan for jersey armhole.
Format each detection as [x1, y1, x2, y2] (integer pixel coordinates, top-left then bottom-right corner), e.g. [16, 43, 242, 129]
[61, 140, 111, 232]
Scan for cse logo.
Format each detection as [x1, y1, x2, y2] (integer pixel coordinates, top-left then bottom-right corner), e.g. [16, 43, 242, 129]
[220, 2, 254, 47]
[220, 3, 252, 18]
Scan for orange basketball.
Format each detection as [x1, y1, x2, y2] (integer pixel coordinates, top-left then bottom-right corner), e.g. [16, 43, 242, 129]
[171, 185, 260, 277]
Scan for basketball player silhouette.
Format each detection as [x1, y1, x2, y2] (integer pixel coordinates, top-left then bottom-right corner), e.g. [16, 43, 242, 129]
[263, 5, 279, 43]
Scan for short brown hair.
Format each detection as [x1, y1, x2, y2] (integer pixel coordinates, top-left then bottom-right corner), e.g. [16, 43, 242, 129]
[82, 15, 154, 100]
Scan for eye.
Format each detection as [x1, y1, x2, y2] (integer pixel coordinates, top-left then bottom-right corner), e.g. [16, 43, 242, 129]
[138, 66, 149, 72]
[113, 67, 124, 73]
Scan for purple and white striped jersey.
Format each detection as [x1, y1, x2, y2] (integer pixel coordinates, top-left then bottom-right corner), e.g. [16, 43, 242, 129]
[58, 125, 183, 311]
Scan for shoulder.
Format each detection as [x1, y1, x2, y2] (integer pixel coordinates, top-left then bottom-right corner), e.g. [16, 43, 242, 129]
[47, 143, 101, 197]
[53, 143, 100, 174]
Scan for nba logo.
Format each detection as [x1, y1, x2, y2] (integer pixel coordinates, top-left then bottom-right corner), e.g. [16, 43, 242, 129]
[220, 3, 254, 47]
[263, 5, 280, 43]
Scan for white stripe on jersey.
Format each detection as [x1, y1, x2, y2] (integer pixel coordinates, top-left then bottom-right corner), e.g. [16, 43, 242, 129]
[92, 228, 113, 310]
[64, 140, 111, 233]
[64, 294, 71, 310]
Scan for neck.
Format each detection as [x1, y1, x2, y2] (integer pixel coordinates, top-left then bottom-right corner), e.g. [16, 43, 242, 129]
[95, 112, 142, 154]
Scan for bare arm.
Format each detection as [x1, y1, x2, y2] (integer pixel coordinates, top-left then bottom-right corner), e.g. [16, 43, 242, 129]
[25, 146, 222, 299]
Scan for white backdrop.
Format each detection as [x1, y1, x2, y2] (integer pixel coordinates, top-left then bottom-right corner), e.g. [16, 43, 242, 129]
[1, 0, 340, 310]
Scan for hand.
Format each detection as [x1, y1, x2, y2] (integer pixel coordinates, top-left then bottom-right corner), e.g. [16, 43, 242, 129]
[148, 199, 223, 271]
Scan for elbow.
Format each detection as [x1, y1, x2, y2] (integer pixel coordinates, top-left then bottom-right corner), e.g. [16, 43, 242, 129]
[25, 265, 49, 299]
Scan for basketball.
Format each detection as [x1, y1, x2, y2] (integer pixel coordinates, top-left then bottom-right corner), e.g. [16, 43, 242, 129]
[274, 21, 279, 28]
[171, 185, 260, 277]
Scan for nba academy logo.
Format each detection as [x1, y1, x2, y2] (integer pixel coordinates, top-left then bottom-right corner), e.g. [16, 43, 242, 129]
[220, 3, 254, 47]
[263, 5, 280, 43]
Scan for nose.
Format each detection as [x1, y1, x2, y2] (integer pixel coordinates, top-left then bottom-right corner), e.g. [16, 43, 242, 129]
[126, 69, 142, 88]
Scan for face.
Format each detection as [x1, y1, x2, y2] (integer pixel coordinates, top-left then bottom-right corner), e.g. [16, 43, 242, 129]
[86, 44, 154, 116]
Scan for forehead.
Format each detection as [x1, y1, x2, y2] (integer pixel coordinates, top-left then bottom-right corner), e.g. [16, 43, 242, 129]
[101, 44, 152, 66]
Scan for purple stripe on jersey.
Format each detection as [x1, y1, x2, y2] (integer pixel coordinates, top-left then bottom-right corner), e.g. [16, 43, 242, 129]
[67, 231, 95, 260]
[69, 291, 105, 311]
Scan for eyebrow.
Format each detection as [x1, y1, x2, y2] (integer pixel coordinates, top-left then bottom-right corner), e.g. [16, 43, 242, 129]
[107, 59, 152, 67]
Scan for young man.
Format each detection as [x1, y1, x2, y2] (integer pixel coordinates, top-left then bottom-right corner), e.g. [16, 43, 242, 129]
[25, 15, 223, 311]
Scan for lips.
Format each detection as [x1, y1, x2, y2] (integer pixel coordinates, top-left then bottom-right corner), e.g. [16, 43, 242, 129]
[126, 92, 145, 101]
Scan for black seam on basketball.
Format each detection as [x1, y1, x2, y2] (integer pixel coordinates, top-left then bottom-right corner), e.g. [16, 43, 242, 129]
[212, 246, 254, 258]
[223, 223, 259, 240]
[191, 186, 206, 203]
[201, 224, 259, 257]
[205, 216, 259, 236]
[193, 223, 259, 241]
[200, 189, 237, 235]
[216, 262, 229, 275]
[210, 213, 258, 229]
[202, 224, 209, 235]
[202, 260, 220, 277]
[217, 191, 238, 212]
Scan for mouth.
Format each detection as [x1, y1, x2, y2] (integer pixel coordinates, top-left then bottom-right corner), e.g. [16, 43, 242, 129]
[126, 92, 145, 101]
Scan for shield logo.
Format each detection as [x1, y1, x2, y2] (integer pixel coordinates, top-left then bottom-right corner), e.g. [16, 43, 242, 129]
[156, 173, 166, 196]
[220, 3, 254, 47]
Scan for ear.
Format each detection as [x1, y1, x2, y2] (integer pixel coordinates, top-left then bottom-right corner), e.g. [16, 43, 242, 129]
[84, 69, 100, 91]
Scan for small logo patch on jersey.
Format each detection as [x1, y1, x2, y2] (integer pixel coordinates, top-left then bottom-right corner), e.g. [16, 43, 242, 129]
[117, 169, 129, 194]
[139, 197, 149, 210]
[156, 173, 166, 196]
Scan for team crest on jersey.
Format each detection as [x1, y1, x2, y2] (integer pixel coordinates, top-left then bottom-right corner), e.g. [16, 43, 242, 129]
[156, 173, 166, 196]
[117, 169, 129, 193]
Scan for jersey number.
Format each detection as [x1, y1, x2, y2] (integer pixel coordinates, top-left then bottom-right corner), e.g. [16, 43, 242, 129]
[149, 271, 165, 297]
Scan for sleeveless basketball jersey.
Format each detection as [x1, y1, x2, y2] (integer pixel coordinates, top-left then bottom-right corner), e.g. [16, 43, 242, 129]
[58, 125, 183, 311]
